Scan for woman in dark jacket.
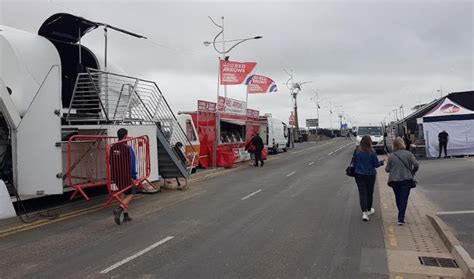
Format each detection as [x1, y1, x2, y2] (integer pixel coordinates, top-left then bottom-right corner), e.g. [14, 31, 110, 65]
[354, 135, 385, 221]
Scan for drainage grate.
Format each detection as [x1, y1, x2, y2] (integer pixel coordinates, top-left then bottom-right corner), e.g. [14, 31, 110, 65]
[418, 256, 459, 268]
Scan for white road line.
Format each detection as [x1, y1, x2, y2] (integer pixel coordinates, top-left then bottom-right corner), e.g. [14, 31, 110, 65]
[437, 210, 474, 215]
[286, 171, 296, 177]
[241, 189, 262, 200]
[308, 162, 315, 166]
[100, 236, 174, 274]
[327, 151, 335, 156]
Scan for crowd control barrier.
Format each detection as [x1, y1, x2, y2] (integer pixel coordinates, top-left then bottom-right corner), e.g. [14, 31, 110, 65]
[67, 135, 155, 208]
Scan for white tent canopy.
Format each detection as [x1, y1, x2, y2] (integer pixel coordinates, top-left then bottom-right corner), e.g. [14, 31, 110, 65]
[423, 97, 474, 157]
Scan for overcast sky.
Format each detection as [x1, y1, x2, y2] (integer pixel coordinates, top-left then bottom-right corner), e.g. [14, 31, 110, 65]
[1, 0, 473, 128]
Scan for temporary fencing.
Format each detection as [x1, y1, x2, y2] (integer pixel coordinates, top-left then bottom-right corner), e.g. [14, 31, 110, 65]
[67, 135, 155, 208]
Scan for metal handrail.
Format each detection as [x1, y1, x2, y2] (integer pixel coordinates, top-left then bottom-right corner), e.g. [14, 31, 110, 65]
[65, 68, 196, 173]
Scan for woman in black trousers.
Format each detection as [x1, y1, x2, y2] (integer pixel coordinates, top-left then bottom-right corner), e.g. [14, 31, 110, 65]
[354, 135, 385, 221]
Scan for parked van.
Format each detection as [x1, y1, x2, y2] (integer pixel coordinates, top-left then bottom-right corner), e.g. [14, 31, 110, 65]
[260, 116, 288, 154]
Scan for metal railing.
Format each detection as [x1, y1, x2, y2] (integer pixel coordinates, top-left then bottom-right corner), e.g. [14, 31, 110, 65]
[65, 68, 197, 173]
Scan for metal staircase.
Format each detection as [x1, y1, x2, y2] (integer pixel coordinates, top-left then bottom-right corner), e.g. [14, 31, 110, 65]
[64, 68, 195, 180]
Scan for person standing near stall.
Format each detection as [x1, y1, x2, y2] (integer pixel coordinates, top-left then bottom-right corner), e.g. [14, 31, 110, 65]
[248, 133, 264, 167]
[438, 130, 449, 158]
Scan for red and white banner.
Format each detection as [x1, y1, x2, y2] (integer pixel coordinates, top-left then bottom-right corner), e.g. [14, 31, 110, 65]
[245, 75, 278, 94]
[220, 60, 257, 85]
[289, 111, 296, 126]
[197, 100, 217, 113]
[218, 96, 246, 115]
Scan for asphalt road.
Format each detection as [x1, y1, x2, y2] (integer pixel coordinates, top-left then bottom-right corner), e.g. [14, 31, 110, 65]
[0, 139, 388, 279]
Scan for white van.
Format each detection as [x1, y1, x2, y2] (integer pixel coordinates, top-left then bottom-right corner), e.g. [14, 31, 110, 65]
[260, 116, 288, 154]
[355, 126, 385, 153]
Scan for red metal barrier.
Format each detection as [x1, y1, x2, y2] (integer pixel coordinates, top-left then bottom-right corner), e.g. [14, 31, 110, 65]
[67, 135, 155, 208]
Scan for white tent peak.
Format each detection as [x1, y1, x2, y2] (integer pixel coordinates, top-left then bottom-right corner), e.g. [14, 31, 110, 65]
[424, 97, 474, 118]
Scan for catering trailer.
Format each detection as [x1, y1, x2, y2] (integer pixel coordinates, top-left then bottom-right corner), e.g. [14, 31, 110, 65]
[0, 13, 194, 217]
[186, 99, 266, 168]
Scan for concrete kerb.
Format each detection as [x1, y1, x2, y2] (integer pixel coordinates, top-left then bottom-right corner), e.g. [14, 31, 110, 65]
[428, 214, 474, 279]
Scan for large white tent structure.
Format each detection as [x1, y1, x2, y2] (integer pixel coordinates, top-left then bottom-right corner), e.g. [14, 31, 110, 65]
[423, 97, 474, 157]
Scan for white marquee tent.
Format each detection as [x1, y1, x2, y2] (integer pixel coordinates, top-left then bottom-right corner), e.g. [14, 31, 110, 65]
[423, 97, 474, 157]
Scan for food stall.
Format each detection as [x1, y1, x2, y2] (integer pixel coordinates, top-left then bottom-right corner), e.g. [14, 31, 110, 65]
[188, 98, 266, 168]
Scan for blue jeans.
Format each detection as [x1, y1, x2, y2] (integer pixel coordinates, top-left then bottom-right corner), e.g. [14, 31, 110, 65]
[391, 180, 412, 222]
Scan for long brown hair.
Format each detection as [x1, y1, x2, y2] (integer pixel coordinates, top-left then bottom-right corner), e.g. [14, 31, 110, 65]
[359, 135, 373, 152]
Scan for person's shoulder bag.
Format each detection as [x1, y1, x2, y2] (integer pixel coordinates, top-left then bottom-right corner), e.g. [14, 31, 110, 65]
[345, 148, 357, 177]
[388, 152, 417, 188]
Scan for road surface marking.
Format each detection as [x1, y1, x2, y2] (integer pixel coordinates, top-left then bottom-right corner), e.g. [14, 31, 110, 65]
[437, 210, 474, 215]
[241, 189, 262, 200]
[286, 171, 296, 177]
[100, 236, 175, 274]
[387, 225, 398, 247]
[327, 151, 335, 156]
[395, 276, 404, 279]
[308, 162, 315, 166]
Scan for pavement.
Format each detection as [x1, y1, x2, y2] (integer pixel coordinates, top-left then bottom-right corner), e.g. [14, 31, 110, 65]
[0, 138, 468, 278]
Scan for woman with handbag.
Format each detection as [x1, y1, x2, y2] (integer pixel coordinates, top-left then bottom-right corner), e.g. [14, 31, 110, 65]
[385, 137, 419, 225]
[354, 135, 385, 222]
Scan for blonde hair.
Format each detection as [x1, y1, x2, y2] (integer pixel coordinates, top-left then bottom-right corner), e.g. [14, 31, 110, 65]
[359, 135, 373, 152]
[392, 137, 406, 151]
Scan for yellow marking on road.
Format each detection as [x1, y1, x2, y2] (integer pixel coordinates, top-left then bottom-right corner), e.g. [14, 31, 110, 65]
[387, 225, 398, 247]
[382, 202, 388, 209]
[395, 276, 404, 279]
[0, 195, 145, 238]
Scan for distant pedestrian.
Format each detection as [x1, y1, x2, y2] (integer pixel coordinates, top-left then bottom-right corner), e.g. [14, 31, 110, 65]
[111, 128, 137, 225]
[354, 135, 385, 221]
[346, 132, 351, 140]
[438, 130, 449, 158]
[248, 133, 264, 167]
[403, 133, 411, 151]
[172, 142, 190, 189]
[385, 137, 419, 226]
[245, 134, 257, 163]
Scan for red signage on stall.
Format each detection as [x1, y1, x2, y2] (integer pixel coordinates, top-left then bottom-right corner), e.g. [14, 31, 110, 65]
[246, 109, 260, 120]
[218, 96, 246, 115]
[220, 60, 257, 85]
[197, 100, 217, 113]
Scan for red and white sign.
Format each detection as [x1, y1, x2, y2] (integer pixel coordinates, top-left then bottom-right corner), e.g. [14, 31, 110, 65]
[246, 75, 278, 94]
[246, 109, 260, 119]
[218, 96, 246, 115]
[198, 100, 217, 113]
[289, 111, 296, 126]
[220, 60, 257, 85]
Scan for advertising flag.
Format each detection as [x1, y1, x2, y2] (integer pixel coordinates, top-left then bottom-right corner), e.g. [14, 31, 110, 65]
[220, 60, 257, 85]
[245, 75, 278, 94]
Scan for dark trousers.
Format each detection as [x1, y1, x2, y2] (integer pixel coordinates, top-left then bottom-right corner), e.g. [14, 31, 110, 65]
[391, 180, 412, 222]
[355, 174, 376, 212]
[254, 149, 264, 166]
[439, 141, 447, 157]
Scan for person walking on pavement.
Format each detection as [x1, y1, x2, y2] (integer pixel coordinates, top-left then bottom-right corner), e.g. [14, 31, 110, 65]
[245, 134, 257, 164]
[354, 135, 385, 221]
[111, 128, 137, 225]
[385, 137, 419, 225]
[249, 133, 264, 167]
[438, 130, 449, 158]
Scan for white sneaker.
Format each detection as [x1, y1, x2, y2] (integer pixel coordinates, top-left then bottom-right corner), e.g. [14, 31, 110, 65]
[368, 208, 375, 216]
[362, 211, 369, 221]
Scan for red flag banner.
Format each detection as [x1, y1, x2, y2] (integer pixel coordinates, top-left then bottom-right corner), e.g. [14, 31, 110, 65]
[245, 74, 278, 94]
[220, 60, 257, 85]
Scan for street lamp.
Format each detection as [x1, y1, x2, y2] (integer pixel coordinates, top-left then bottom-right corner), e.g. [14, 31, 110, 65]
[205, 16, 263, 168]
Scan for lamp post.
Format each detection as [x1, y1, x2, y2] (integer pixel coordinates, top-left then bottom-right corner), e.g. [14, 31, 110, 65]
[204, 16, 262, 168]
